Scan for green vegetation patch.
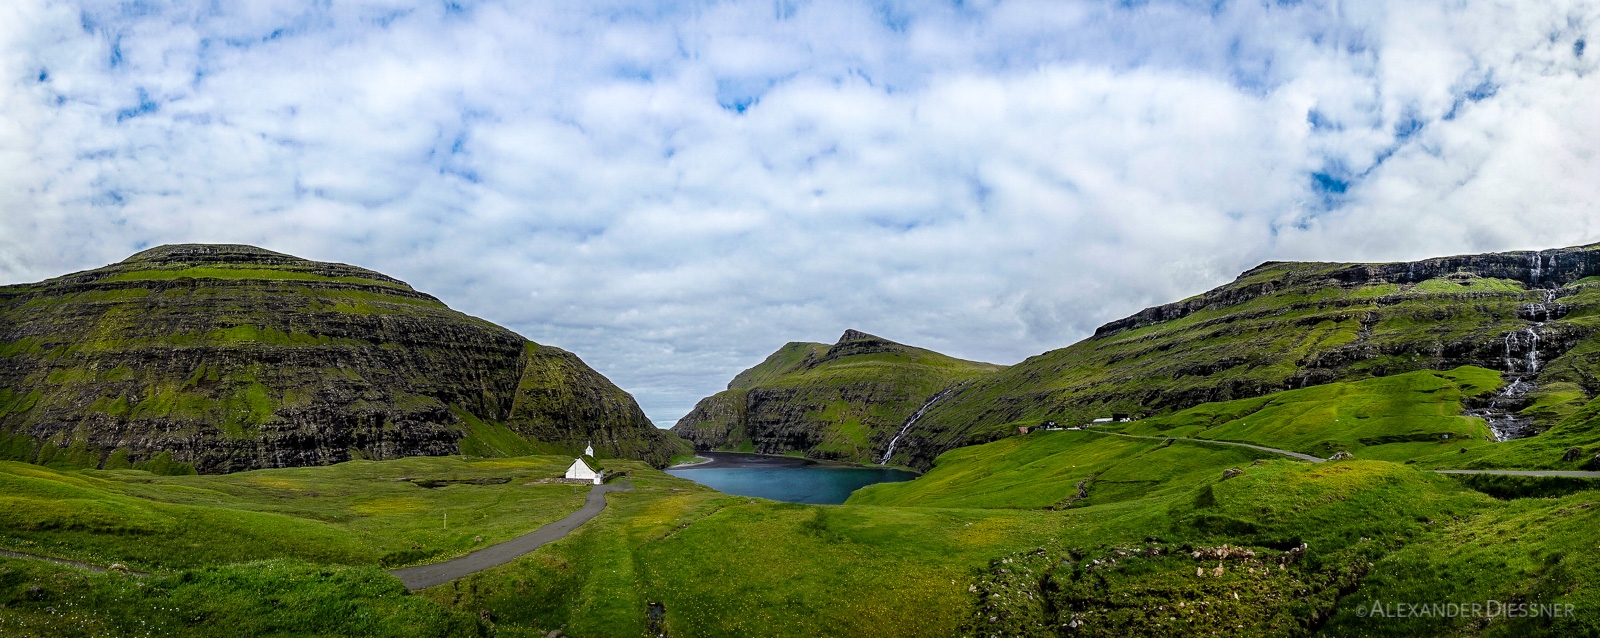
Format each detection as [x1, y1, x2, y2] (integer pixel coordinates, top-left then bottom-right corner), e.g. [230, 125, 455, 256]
[1126, 367, 1500, 460]
[0, 557, 487, 637]
[0, 457, 587, 571]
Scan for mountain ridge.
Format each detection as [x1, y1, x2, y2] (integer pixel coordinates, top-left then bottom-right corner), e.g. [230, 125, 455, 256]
[882, 242, 1600, 470]
[0, 244, 689, 473]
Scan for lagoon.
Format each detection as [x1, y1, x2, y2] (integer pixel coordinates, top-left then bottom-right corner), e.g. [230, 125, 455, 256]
[664, 452, 917, 504]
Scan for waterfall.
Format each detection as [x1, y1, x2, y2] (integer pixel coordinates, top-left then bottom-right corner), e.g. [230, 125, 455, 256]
[1525, 327, 1540, 373]
[879, 383, 965, 465]
[1504, 327, 1542, 374]
[1530, 252, 1543, 282]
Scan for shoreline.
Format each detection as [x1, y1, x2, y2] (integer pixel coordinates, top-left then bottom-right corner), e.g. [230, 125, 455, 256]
[667, 455, 714, 469]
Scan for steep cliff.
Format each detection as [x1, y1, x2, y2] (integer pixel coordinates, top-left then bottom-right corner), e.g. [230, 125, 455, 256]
[0, 244, 688, 473]
[671, 330, 1004, 465]
[894, 243, 1600, 470]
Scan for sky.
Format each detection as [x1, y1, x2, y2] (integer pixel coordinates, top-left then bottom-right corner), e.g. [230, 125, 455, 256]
[2, 1, 1598, 427]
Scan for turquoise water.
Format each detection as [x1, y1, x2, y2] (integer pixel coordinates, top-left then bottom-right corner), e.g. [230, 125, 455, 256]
[665, 455, 917, 504]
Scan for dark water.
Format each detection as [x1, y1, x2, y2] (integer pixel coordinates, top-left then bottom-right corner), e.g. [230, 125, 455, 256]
[665, 452, 917, 504]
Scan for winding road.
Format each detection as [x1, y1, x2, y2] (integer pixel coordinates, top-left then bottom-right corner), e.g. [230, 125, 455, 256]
[389, 481, 633, 591]
[1080, 428, 1600, 477]
[1081, 428, 1327, 463]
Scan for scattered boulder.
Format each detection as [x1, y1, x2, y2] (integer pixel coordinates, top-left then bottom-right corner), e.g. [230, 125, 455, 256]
[1279, 543, 1309, 566]
[108, 563, 129, 573]
[1328, 451, 1354, 461]
[1564, 447, 1584, 462]
[1222, 468, 1244, 480]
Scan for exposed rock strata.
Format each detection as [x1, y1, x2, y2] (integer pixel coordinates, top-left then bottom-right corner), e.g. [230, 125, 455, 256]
[0, 244, 687, 473]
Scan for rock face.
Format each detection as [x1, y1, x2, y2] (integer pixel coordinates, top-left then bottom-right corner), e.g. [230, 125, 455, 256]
[0, 244, 688, 473]
[895, 243, 1600, 471]
[670, 330, 1003, 466]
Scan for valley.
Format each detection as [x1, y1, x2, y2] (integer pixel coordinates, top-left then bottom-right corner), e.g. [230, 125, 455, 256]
[8, 244, 1600, 636]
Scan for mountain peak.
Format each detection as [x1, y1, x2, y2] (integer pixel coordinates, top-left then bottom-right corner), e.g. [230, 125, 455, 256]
[122, 243, 295, 264]
[822, 329, 906, 362]
[837, 329, 884, 344]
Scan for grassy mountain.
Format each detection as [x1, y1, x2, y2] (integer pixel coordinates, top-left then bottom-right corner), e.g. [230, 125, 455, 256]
[670, 329, 1004, 465]
[0, 244, 688, 472]
[892, 243, 1600, 469]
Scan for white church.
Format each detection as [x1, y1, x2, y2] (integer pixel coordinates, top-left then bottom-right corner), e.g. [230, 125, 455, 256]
[564, 441, 604, 484]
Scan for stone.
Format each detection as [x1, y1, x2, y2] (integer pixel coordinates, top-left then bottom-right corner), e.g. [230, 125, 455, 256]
[1328, 451, 1355, 461]
[1222, 468, 1244, 479]
[1564, 447, 1584, 462]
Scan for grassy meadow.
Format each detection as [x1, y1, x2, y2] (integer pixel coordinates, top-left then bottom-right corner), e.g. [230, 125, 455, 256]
[7, 363, 1600, 636]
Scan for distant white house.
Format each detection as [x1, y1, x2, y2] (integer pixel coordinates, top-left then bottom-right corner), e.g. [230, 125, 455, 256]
[565, 457, 603, 484]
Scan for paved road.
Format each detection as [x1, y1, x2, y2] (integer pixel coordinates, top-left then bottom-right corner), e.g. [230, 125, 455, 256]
[1081, 429, 1327, 463]
[390, 481, 633, 591]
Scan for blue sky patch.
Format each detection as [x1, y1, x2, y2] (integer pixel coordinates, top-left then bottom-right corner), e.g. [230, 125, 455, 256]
[115, 88, 158, 122]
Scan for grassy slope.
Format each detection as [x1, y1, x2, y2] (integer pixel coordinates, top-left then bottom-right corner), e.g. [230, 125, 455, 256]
[903, 254, 1600, 470]
[12, 356, 1600, 636]
[0, 456, 588, 571]
[846, 426, 1600, 636]
[848, 430, 1270, 509]
[1118, 367, 1500, 460]
[672, 332, 1004, 464]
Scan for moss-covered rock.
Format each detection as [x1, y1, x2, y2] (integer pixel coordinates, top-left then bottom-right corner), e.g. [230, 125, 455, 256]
[0, 244, 687, 472]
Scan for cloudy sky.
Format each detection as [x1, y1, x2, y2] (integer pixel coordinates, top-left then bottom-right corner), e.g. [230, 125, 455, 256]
[2, 1, 1598, 426]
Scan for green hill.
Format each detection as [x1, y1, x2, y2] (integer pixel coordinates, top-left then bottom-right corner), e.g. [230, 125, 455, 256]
[670, 330, 1004, 465]
[0, 244, 689, 472]
[895, 243, 1600, 469]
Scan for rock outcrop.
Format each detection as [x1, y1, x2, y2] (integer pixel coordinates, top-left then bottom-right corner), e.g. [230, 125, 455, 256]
[0, 244, 688, 473]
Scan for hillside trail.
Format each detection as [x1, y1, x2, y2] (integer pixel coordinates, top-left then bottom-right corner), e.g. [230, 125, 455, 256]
[0, 550, 149, 575]
[390, 481, 633, 590]
[1080, 429, 1600, 477]
[1081, 428, 1327, 463]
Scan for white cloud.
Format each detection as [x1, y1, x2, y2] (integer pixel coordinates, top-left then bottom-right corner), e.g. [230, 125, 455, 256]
[2, 0, 1599, 425]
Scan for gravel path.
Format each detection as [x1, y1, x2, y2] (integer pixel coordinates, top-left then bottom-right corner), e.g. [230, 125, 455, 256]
[389, 481, 633, 591]
[0, 550, 149, 575]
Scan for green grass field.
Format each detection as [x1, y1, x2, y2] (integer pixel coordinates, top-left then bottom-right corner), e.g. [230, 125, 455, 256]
[7, 359, 1600, 636]
[1118, 367, 1500, 460]
[0, 456, 588, 571]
